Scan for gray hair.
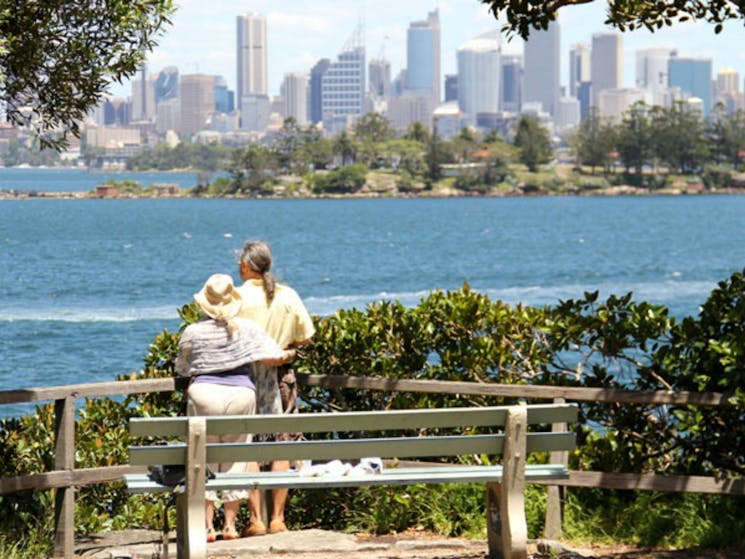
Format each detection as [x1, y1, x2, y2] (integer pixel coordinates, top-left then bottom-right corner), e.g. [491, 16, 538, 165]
[239, 240, 276, 303]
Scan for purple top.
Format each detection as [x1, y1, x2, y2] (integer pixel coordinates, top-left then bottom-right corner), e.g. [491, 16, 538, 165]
[190, 363, 255, 390]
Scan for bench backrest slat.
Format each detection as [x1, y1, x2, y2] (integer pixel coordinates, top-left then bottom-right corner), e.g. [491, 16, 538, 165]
[129, 404, 578, 438]
[130, 431, 576, 466]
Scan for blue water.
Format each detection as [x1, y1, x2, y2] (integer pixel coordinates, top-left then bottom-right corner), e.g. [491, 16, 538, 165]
[2, 169, 745, 417]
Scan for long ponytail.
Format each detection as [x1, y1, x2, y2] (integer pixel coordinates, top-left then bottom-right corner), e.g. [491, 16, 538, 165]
[239, 240, 276, 304]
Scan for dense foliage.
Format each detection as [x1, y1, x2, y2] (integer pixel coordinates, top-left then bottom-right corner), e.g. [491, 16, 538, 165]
[126, 143, 234, 172]
[0, 272, 743, 548]
[0, 0, 174, 149]
[573, 102, 745, 180]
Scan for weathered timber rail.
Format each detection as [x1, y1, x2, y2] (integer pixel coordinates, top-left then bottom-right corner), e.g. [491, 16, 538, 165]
[0, 373, 741, 558]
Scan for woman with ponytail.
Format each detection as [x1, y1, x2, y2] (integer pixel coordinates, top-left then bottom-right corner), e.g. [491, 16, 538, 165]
[237, 241, 315, 537]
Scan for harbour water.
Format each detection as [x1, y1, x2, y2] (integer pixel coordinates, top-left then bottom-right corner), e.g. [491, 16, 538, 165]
[1, 168, 744, 417]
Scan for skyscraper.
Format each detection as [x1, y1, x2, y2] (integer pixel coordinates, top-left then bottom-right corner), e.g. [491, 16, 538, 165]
[214, 76, 234, 114]
[444, 74, 458, 103]
[501, 54, 522, 113]
[236, 12, 267, 112]
[321, 26, 365, 133]
[591, 33, 623, 108]
[523, 21, 560, 116]
[636, 48, 672, 92]
[456, 31, 500, 124]
[569, 43, 591, 98]
[715, 68, 743, 113]
[668, 56, 713, 115]
[155, 66, 179, 103]
[179, 74, 216, 137]
[406, 9, 441, 106]
[282, 73, 308, 126]
[131, 69, 156, 122]
[309, 59, 331, 125]
[717, 67, 740, 95]
[369, 58, 392, 101]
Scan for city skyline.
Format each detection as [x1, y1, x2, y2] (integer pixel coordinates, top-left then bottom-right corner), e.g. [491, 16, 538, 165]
[116, 0, 745, 100]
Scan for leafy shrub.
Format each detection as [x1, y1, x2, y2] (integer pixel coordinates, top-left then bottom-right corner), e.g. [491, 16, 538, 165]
[311, 164, 368, 194]
[700, 164, 733, 189]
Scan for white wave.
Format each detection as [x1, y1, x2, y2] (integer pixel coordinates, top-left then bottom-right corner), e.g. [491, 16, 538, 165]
[0, 280, 718, 323]
[304, 279, 717, 317]
[304, 290, 432, 315]
[0, 305, 180, 323]
[486, 279, 717, 308]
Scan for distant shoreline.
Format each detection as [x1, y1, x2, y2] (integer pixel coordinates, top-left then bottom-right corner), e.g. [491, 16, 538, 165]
[3, 185, 745, 200]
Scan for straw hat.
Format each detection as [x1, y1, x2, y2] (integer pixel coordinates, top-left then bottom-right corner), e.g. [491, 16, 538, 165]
[193, 274, 243, 322]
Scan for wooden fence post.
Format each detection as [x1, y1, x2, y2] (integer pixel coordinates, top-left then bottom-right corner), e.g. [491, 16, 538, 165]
[544, 397, 568, 539]
[53, 396, 76, 559]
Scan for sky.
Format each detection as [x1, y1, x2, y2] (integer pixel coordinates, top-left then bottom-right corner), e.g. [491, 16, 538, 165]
[116, 0, 745, 99]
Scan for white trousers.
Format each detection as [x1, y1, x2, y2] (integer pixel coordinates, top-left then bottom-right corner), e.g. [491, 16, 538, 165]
[187, 382, 256, 502]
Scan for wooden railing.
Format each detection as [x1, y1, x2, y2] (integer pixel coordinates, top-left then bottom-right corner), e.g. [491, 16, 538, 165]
[0, 374, 742, 558]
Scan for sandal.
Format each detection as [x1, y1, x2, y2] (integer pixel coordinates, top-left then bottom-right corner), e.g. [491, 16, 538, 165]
[222, 526, 240, 540]
[242, 520, 267, 537]
[269, 519, 287, 534]
[206, 528, 217, 543]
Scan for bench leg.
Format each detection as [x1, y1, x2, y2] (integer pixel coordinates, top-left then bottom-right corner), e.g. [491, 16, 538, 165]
[486, 406, 528, 559]
[176, 417, 208, 559]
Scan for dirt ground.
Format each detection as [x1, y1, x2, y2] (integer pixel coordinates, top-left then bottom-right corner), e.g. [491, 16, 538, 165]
[77, 528, 745, 559]
[238, 530, 745, 559]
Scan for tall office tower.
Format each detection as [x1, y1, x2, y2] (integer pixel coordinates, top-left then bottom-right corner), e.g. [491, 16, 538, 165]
[577, 82, 592, 118]
[309, 59, 330, 124]
[179, 74, 216, 137]
[406, 9, 441, 106]
[598, 88, 645, 123]
[501, 54, 522, 113]
[214, 76, 235, 114]
[717, 67, 739, 95]
[523, 21, 560, 116]
[103, 98, 130, 126]
[569, 43, 591, 97]
[715, 68, 743, 113]
[668, 56, 713, 115]
[557, 97, 581, 129]
[155, 66, 179, 103]
[369, 58, 392, 101]
[236, 12, 267, 112]
[456, 31, 500, 125]
[392, 69, 407, 97]
[636, 48, 671, 91]
[282, 73, 309, 126]
[321, 26, 365, 133]
[444, 74, 458, 102]
[591, 32, 623, 108]
[131, 71, 156, 122]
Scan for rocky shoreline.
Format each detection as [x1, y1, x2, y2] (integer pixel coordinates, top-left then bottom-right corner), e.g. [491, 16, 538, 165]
[2, 185, 745, 200]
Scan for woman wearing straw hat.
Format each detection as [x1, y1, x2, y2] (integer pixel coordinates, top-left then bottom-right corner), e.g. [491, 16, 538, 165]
[175, 273, 295, 543]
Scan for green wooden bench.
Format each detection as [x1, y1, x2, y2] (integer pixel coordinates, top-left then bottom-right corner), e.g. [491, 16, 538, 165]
[125, 403, 577, 559]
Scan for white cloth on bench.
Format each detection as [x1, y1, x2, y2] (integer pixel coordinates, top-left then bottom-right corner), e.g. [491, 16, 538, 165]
[298, 457, 383, 477]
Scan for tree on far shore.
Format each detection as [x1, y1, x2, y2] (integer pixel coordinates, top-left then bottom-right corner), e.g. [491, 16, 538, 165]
[0, 1, 174, 149]
[479, 0, 745, 39]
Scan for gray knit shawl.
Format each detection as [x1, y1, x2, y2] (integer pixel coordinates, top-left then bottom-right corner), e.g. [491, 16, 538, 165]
[175, 317, 283, 376]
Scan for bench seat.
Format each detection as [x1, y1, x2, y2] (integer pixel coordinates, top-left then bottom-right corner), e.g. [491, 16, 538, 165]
[125, 463, 569, 493]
